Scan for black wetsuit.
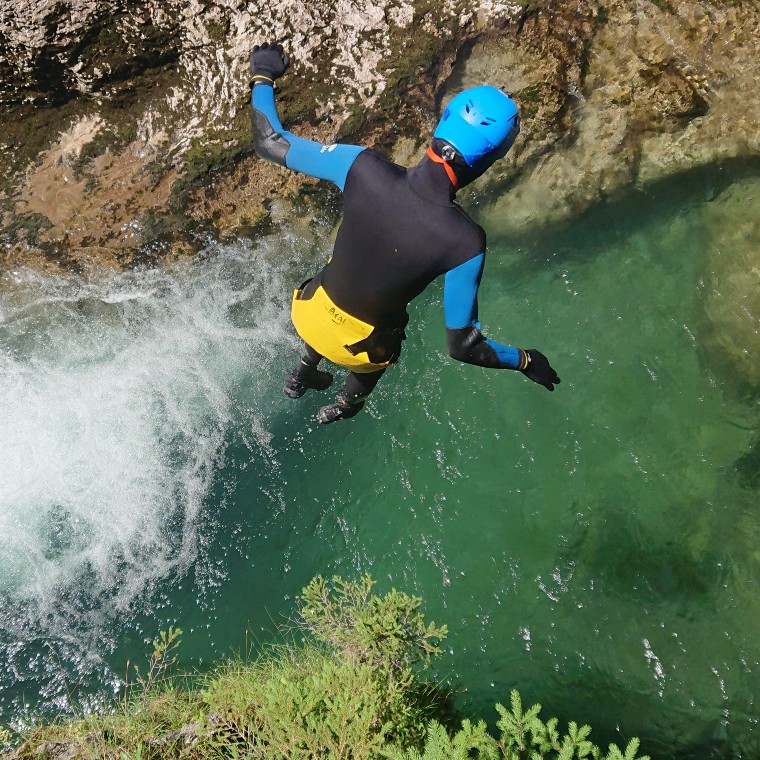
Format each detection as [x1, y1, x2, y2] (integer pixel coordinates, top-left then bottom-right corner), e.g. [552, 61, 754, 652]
[321, 149, 484, 329]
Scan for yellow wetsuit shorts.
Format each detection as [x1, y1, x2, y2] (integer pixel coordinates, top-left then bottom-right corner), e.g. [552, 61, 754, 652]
[291, 282, 396, 374]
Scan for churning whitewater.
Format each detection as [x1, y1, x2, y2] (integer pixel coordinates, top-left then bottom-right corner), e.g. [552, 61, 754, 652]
[0, 235, 303, 717]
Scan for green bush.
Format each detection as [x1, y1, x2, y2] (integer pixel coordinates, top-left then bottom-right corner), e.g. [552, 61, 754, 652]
[386, 689, 649, 760]
[203, 644, 404, 757]
[202, 575, 448, 756]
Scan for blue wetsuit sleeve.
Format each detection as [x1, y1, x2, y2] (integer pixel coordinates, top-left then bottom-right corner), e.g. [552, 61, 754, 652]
[444, 254, 483, 328]
[444, 254, 525, 370]
[251, 84, 364, 191]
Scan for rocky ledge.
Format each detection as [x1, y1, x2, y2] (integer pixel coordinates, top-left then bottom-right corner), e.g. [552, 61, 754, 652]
[1, 0, 757, 265]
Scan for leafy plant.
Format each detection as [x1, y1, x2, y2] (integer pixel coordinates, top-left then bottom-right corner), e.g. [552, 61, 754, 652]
[493, 690, 649, 760]
[204, 644, 400, 758]
[386, 719, 498, 759]
[131, 626, 183, 708]
[389, 690, 651, 760]
[0, 724, 13, 748]
[201, 575, 449, 755]
[299, 574, 448, 674]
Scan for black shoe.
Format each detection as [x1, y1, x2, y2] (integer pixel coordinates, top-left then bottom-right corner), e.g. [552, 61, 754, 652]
[283, 364, 333, 399]
[316, 399, 365, 424]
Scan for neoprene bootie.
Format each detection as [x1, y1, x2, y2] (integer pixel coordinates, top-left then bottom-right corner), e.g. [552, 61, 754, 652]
[283, 361, 333, 399]
[316, 398, 365, 424]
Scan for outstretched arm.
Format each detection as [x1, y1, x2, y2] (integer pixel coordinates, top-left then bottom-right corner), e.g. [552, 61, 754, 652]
[250, 43, 364, 191]
[444, 254, 561, 391]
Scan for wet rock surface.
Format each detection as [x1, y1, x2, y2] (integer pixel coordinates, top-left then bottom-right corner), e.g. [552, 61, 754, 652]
[0, 0, 758, 274]
[0, 0, 521, 270]
[697, 176, 760, 392]
[478, 0, 760, 236]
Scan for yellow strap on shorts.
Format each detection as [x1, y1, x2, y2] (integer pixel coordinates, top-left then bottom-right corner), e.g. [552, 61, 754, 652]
[291, 285, 392, 373]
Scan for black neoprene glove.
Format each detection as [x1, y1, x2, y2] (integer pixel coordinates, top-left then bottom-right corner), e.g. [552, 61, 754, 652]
[250, 43, 290, 85]
[521, 349, 561, 391]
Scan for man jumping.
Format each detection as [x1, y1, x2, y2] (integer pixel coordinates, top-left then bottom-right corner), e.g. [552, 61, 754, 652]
[249, 43, 560, 424]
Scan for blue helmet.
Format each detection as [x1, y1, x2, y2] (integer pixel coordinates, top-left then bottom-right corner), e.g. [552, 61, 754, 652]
[434, 86, 520, 166]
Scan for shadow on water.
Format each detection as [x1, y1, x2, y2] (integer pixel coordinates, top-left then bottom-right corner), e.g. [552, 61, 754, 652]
[485, 156, 760, 276]
[447, 160, 760, 759]
[570, 506, 718, 604]
[547, 456, 760, 760]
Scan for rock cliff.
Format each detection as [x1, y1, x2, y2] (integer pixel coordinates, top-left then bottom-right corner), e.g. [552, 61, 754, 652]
[1, 0, 758, 273]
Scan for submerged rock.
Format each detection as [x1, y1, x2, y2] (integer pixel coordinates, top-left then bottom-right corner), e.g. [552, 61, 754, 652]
[697, 176, 760, 392]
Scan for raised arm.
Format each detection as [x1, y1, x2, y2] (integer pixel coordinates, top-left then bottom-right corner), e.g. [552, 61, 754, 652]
[250, 43, 364, 191]
[444, 254, 560, 391]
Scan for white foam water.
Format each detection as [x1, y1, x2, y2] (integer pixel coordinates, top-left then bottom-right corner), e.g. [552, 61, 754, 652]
[0, 235, 304, 717]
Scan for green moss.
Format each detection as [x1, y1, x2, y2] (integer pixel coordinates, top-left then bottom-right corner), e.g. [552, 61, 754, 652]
[79, 18, 181, 97]
[143, 157, 167, 185]
[337, 5, 457, 141]
[734, 437, 760, 491]
[205, 19, 228, 42]
[0, 211, 53, 247]
[0, 103, 79, 185]
[168, 113, 252, 212]
[514, 82, 546, 121]
[70, 120, 139, 179]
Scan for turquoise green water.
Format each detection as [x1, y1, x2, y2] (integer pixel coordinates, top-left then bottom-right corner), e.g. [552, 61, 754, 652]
[1, 166, 759, 757]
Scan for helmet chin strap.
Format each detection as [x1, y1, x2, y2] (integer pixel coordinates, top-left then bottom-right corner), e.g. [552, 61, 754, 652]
[426, 147, 459, 190]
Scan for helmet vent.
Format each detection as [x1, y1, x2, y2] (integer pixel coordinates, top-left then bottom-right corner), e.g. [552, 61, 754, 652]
[480, 117, 497, 125]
